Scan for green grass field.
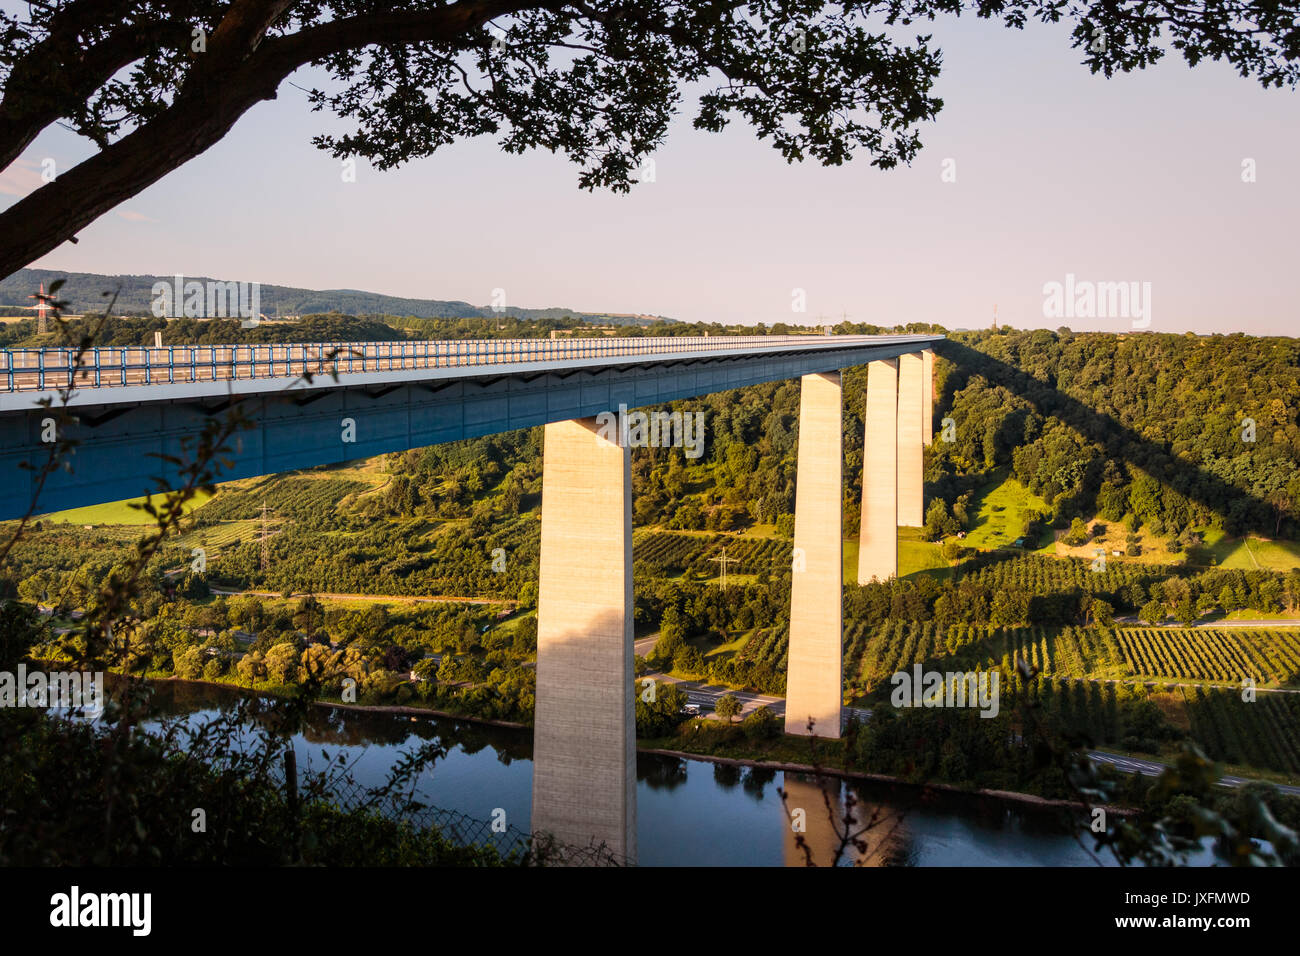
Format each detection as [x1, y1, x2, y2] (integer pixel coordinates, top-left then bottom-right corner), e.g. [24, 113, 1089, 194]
[899, 527, 950, 579]
[41, 490, 213, 525]
[961, 472, 1051, 552]
[39, 460, 392, 530]
[1200, 528, 1300, 571]
[697, 572, 759, 587]
[844, 530, 950, 583]
[1056, 519, 1183, 565]
[954, 472, 1300, 573]
[1221, 609, 1300, 622]
[735, 523, 783, 539]
[1041, 516, 1300, 571]
[685, 629, 752, 659]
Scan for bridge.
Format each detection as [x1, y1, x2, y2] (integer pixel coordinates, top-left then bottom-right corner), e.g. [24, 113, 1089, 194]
[0, 331, 941, 861]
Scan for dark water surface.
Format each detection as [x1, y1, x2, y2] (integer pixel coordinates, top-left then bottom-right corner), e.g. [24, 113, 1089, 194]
[136, 680, 1201, 866]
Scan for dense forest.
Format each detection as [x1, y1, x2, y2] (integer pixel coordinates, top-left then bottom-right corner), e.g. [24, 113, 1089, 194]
[3, 314, 1298, 792]
[6, 317, 1298, 639]
[930, 329, 1300, 540]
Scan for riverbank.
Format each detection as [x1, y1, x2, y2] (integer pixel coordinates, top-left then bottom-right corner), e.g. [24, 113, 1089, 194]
[318, 696, 529, 731]
[320, 693, 1129, 817]
[111, 671, 1137, 817]
[98, 669, 536, 732]
[639, 746, 1137, 817]
[124, 674, 1127, 866]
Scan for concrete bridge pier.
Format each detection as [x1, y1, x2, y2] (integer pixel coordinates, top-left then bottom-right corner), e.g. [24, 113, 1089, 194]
[785, 372, 844, 738]
[858, 358, 898, 584]
[897, 352, 924, 528]
[781, 773, 886, 866]
[531, 416, 636, 863]
[922, 348, 934, 447]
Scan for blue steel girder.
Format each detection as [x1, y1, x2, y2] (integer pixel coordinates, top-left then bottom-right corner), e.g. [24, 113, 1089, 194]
[0, 335, 941, 520]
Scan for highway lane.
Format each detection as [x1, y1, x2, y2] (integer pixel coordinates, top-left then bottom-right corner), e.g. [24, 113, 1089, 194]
[1087, 750, 1300, 796]
[633, 633, 659, 658]
[647, 671, 786, 719]
[1113, 616, 1300, 629]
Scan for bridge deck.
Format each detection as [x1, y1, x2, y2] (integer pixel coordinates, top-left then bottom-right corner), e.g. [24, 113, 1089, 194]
[0, 333, 939, 406]
[0, 333, 942, 518]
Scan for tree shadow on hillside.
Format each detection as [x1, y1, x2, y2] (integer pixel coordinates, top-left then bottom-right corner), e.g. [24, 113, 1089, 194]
[936, 340, 1282, 538]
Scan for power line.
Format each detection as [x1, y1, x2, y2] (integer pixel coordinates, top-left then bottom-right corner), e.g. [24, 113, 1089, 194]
[710, 547, 740, 590]
[260, 498, 280, 573]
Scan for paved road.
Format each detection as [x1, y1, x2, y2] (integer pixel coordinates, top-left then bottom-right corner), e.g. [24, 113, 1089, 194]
[1059, 675, 1300, 695]
[639, 664, 873, 732]
[646, 671, 786, 719]
[1113, 616, 1300, 629]
[1088, 750, 1300, 796]
[633, 633, 659, 658]
[633, 631, 788, 719]
[210, 586, 512, 606]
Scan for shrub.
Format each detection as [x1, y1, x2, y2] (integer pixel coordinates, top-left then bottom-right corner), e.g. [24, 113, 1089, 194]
[741, 705, 780, 741]
[1064, 517, 1091, 547]
[1140, 600, 1165, 626]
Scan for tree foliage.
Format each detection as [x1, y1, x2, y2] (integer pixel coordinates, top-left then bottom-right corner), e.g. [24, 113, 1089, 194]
[3, 1, 1298, 275]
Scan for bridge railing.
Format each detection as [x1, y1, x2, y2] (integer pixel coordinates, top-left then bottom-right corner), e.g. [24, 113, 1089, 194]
[0, 334, 912, 392]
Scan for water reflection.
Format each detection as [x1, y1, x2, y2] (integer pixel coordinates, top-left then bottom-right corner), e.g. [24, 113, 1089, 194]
[122, 679, 1128, 866]
[641, 755, 689, 792]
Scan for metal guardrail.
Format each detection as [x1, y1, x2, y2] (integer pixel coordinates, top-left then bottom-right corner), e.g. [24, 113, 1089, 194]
[0, 334, 930, 392]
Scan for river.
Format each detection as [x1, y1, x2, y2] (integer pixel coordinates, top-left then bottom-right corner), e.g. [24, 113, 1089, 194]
[136, 679, 1205, 866]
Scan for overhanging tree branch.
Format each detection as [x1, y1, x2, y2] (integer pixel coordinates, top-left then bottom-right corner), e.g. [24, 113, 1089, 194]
[0, 1, 190, 168]
[0, 0, 541, 278]
[0, 0, 1294, 279]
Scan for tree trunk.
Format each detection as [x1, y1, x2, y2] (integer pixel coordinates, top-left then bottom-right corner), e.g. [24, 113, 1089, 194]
[0, 69, 286, 279]
[0, 0, 531, 279]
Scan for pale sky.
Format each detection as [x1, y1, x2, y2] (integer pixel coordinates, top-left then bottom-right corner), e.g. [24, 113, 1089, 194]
[4, 13, 1298, 335]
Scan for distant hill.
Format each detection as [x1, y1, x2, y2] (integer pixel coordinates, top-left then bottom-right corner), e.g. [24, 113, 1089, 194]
[0, 268, 671, 326]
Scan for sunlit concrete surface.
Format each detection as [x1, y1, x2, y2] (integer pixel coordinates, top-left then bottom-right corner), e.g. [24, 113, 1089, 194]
[531, 417, 636, 862]
[785, 373, 844, 738]
[859, 358, 898, 584]
[922, 348, 935, 447]
[897, 352, 924, 528]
